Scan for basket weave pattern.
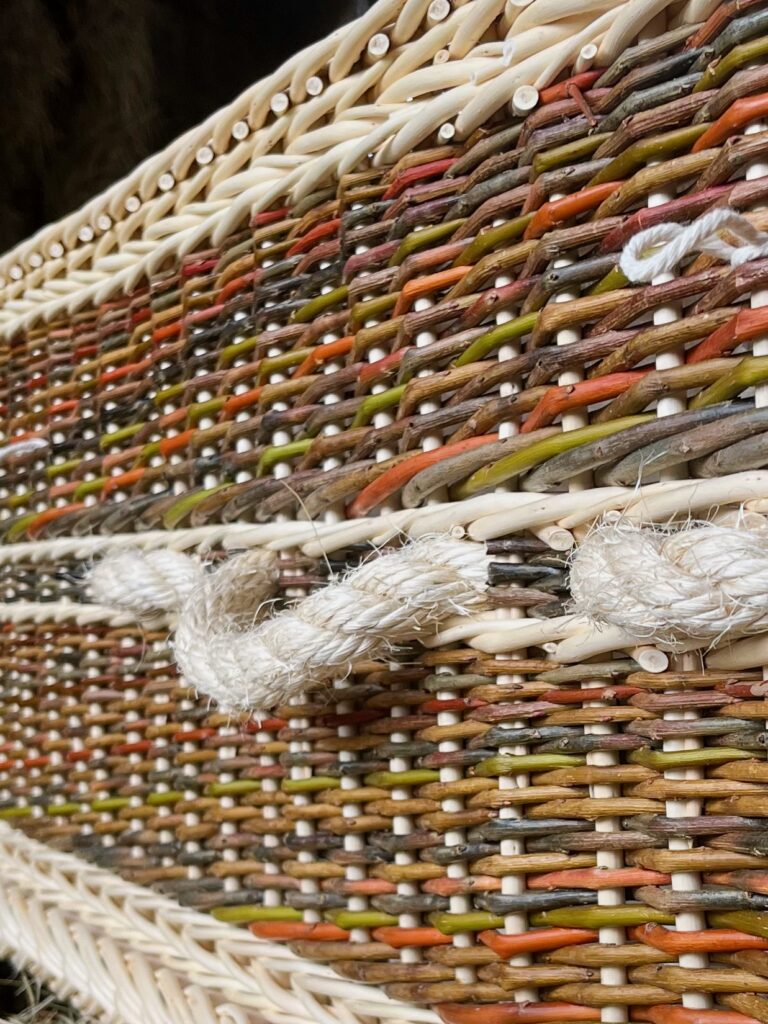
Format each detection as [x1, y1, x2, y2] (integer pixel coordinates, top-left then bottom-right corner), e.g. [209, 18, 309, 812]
[5, 3, 768, 1024]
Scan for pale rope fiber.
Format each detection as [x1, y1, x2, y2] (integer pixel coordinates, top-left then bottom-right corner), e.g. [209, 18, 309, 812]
[619, 208, 768, 283]
[174, 535, 490, 713]
[88, 547, 279, 615]
[88, 549, 204, 613]
[569, 515, 768, 649]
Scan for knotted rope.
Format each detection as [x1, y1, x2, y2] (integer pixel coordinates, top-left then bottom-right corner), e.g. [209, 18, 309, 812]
[620, 208, 768, 283]
[174, 535, 489, 713]
[569, 516, 768, 649]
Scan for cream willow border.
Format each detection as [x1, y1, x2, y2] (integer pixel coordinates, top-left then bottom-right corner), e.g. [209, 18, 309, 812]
[0, 822, 440, 1024]
[1, 472, 766, 563]
[0, 0, 714, 338]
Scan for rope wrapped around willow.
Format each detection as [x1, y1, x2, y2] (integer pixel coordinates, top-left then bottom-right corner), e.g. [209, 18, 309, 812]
[86, 517, 768, 711]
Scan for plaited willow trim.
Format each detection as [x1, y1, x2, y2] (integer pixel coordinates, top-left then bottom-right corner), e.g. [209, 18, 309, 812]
[0, 0, 713, 338]
[2, 471, 768, 566]
[0, 822, 437, 1024]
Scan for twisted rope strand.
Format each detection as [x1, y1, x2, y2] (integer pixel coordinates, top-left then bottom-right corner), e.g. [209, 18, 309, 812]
[620, 208, 768, 283]
[569, 517, 768, 648]
[174, 535, 490, 713]
[89, 547, 279, 617]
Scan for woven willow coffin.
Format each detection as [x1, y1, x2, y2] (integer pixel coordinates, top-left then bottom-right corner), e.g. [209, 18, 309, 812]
[6, 2, 768, 1024]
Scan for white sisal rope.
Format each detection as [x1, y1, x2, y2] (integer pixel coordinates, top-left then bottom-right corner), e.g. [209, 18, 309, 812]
[174, 535, 490, 714]
[90, 544, 280, 614]
[620, 209, 768, 283]
[569, 516, 768, 649]
[89, 546, 280, 617]
[88, 549, 206, 613]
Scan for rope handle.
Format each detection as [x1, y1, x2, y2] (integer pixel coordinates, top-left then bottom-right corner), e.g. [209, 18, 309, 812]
[89, 536, 489, 713]
[88, 514, 768, 712]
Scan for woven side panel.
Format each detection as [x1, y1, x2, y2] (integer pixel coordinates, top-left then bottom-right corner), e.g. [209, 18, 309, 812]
[5, 3, 768, 1024]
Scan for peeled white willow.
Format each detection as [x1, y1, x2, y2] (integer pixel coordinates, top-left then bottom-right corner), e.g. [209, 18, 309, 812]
[208, 162, 303, 202]
[502, 19, 589, 66]
[370, 106, 432, 168]
[449, 0, 507, 58]
[329, 0, 409, 82]
[336, 58, 395, 114]
[622, 473, 768, 524]
[454, 51, 546, 137]
[292, 139, 364, 202]
[597, 0, 670, 61]
[386, 82, 477, 159]
[512, 0, 617, 32]
[393, 0, 436, 43]
[285, 79, 358, 143]
[379, 5, 475, 91]
[534, 5, 622, 86]
[378, 59, 500, 102]
[287, 117, 386, 156]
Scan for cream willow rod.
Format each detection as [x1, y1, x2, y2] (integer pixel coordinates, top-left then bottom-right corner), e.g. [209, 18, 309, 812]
[1, 474, 767, 565]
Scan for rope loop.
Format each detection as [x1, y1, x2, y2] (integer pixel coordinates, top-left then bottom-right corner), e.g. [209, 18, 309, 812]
[620, 208, 768, 283]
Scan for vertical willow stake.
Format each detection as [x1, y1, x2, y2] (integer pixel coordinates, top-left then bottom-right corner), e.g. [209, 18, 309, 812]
[645, 102, 712, 1013]
[324, 307, 372, 945]
[745, 88, 768, 1014]
[364, 239, 419, 963]
[552, 199, 628, 1023]
[260, 280, 296, 926]
[490, 188, 539, 1005]
[415, 284, 477, 984]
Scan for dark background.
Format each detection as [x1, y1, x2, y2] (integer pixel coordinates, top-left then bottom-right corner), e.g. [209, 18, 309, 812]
[0, 0, 371, 254]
